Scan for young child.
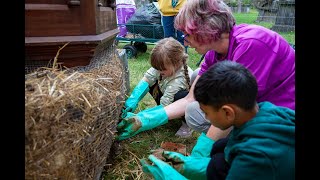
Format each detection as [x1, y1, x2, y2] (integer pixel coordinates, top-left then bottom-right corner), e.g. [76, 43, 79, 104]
[140, 61, 295, 180]
[120, 37, 194, 138]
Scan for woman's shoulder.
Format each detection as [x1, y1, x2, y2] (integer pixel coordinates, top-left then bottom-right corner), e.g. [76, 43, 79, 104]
[232, 24, 280, 43]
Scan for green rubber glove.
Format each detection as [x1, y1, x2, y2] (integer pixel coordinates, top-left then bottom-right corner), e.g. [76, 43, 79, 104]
[191, 133, 215, 157]
[163, 151, 211, 180]
[116, 105, 168, 140]
[140, 155, 188, 180]
[121, 79, 149, 118]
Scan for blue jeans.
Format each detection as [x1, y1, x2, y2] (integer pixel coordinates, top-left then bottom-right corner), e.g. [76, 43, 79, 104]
[161, 15, 185, 48]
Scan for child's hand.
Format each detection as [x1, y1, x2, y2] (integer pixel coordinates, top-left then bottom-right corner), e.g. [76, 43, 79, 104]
[116, 105, 168, 141]
[162, 151, 211, 180]
[120, 106, 131, 119]
[140, 155, 187, 180]
[116, 112, 142, 140]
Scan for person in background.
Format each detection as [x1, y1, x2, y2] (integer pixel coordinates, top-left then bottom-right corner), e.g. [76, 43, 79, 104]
[115, 0, 136, 37]
[157, 0, 187, 49]
[116, 0, 295, 149]
[118, 37, 194, 140]
[140, 61, 295, 180]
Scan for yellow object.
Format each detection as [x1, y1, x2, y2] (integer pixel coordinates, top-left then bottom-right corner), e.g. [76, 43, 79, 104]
[158, 0, 187, 16]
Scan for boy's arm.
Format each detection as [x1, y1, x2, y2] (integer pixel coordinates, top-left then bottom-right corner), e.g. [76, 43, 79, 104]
[224, 150, 274, 180]
[206, 125, 232, 141]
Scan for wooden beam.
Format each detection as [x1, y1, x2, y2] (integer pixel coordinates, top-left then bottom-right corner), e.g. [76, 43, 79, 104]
[25, 0, 66, 4]
[25, 29, 119, 68]
[25, 3, 82, 36]
[25, 4, 68, 10]
[80, 0, 97, 35]
[25, 28, 119, 46]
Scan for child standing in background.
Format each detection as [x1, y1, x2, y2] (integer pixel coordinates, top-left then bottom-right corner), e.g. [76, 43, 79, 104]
[115, 0, 136, 37]
[157, 0, 187, 48]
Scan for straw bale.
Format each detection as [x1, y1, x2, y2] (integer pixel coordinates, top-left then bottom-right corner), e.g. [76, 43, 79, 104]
[25, 49, 126, 180]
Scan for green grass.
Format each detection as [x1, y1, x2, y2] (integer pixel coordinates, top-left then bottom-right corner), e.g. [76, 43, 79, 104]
[234, 8, 295, 44]
[103, 9, 295, 179]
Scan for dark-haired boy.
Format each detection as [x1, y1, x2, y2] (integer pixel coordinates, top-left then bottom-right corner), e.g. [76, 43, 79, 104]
[140, 61, 295, 180]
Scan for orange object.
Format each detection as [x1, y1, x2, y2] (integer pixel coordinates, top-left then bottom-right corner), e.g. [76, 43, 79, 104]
[151, 141, 188, 161]
[160, 142, 187, 156]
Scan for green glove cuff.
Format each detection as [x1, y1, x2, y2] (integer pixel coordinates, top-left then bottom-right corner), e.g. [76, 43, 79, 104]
[125, 79, 150, 112]
[184, 157, 211, 180]
[139, 105, 168, 132]
[116, 105, 168, 140]
[163, 151, 211, 180]
[191, 133, 215, 157]
[140, 155, 188, 180]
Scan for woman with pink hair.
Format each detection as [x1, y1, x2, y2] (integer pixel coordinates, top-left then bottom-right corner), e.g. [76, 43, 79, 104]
[172, 0, 294, 138]
[116, 0, 295, 159]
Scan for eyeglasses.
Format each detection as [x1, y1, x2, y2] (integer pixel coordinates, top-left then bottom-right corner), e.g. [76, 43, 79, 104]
[181, 34, 190, 43]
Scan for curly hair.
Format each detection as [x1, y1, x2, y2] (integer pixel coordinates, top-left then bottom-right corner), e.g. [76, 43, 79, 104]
[174, 0, 235, 45]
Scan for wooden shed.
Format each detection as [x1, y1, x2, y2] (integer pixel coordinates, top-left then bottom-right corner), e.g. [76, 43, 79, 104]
[25, 1, 128, 179]
[25, 0, 119, 72]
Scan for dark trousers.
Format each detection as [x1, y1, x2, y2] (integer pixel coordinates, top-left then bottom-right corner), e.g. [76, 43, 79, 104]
[149, 82, 188, 122]
[162, 15, 188, 53]
[149, 82, 188, 105]
[206, 137, 230, 180]
[173, 90, 188, 102]
[162, 15, 184, 45]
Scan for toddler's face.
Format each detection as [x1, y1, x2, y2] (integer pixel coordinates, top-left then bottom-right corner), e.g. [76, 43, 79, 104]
[159, 68, 173, 78]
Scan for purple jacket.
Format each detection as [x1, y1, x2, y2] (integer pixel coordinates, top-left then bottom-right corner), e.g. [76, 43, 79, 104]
[199, 24, 295, 110]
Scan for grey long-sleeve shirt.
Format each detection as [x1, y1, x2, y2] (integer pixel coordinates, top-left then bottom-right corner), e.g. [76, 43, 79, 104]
[144, 66, 193, 106]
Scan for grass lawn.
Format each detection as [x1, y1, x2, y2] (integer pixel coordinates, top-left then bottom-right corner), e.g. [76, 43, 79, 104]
[102, 8, 295, 180]
[233, 9, 295, 44]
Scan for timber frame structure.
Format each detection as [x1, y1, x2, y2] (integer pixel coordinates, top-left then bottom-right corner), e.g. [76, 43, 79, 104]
[25, 0, 119, 68]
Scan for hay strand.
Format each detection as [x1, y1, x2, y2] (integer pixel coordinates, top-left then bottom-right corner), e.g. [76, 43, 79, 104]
[52, 42, 70, 69]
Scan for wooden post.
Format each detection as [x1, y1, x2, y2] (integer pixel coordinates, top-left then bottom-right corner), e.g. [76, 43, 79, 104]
[80, 0, 97, 35]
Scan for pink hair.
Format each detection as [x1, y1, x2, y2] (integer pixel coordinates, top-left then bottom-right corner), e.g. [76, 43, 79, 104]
[175, 0, 235, 45]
